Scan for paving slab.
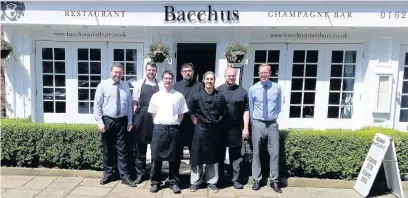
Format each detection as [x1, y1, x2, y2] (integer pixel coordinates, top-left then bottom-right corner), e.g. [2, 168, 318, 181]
[235, 184, 280, 197]
[115, 180, 150, 189]
[34, 187, 72, 198]
[69, 186, 112, 197]
[1, 188, 41, 198]
[208, 186, 236, 197]
[21, 176, 57, 189]
[79, 178, 119, 188]
[47, 177, 85, 189]
[1, 176, 34, 188]
[1, 189, 8, 194]
[107, 186, 163, 198]
[65, 195, 104, 198]
[280, 187, 312, 198]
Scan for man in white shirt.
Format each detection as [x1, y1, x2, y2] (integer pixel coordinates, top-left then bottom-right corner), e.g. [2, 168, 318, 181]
[148, 70, 189, 194]
[132, 61, 163, 184]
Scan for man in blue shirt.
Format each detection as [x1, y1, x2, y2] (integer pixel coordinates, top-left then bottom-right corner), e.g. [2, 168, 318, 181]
[248, 64, 282, 193]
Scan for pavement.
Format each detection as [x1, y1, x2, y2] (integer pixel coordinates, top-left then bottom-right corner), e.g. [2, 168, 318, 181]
[1, 175, 405, 198]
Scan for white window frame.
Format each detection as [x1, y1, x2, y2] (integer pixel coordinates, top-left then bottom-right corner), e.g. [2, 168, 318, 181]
[35, 41, 144, 124]
[394, 45, 408, 132]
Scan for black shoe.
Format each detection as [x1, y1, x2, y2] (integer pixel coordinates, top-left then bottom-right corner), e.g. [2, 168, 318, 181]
[99, 178, 113, 185]
[208, 184, 218, 193]
[270, 182, 282, 193]
[190, 184, 199, 192]
[170, 184, 181, 194]
[134, 175, 144, 184]
[150, 184, 160, 193]
[252, 182, 261, 191]
[233, 182, 243, 189]
[121, 177, 137, 187]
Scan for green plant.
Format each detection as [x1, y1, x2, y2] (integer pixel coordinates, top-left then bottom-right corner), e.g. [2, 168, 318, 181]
[1, 118, 407, 180]
[225, 42, 248, 63]
[1, 38, 14, 58]
[145, 42, 171, 63]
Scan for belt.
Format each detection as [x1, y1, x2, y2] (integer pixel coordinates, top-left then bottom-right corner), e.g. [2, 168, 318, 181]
[254, 119, 277, 124]
[103, 115, 127, 121]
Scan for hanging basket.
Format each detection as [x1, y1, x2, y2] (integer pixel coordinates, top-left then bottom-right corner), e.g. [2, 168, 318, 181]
[1, 49, 11, 59]
[151, 53, 167, 63]
[226, 53, 246, 64]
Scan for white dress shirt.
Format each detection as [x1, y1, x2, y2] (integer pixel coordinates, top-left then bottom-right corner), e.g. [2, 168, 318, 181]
[132, 78, 164, 102]
[148, 89, 189, 125]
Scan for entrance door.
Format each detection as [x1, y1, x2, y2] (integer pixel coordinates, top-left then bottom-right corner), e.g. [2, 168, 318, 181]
[176, 43, 217, 82]
[395, 46, 408, 131]
[243, 44, 287, 126]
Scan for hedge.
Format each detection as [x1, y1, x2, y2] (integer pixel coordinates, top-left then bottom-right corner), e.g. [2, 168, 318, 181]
[1, 118, 407, 180]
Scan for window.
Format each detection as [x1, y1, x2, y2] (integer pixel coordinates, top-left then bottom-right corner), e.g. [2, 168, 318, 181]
[289, 50, 318, 118]
[41, 48, 66, 113]
[327, 50, 356, 119]
[113, 48, 138, 91]
[373, 74, 393, 112]
[253, 50, 280, 84]
[400, 52, 408, 122]
[77, 48, 102, 114]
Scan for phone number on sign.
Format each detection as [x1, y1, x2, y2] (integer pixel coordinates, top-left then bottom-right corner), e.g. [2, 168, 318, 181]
[380, 11, 407, 19]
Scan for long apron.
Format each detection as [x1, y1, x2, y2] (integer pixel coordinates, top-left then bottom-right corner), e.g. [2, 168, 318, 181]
[150, 124, 181, 162]
[133, 79, 159, 144]
[190, 121, 220, 166]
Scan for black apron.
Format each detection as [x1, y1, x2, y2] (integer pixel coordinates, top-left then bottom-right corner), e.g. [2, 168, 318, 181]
[133, 79, 159, 144]
[190, 121, 220, 166]
[150, 124, 181, 162]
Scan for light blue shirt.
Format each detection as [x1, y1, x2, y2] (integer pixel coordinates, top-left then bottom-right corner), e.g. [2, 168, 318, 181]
[94, 78, 133, 125]
[248, 80, 282, 121]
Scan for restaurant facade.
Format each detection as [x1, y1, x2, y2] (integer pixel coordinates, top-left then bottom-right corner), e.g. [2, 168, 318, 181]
[1, 0, 408, 131]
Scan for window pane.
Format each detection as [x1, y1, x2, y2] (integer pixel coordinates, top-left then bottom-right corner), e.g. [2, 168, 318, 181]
[306, 50, 318, 63]
[404, 67, 408, 80]
[54, 48, 65, 60]
[126, 63, 136, 75]
[90, 76, 101, 88]
[114, 49, 125, 61]
[305, 64, 317, 77]
[254, 50, 267, 62]
[329, 92, 341, 105]
[341, 93, 354, 105]
[328, 106, 339, 118]
[90, 49, 101, 61]
[303, 106, 314, 118]
[78, 62, 89, 74]
[43, 88, 54, 100]
[332, 51, 343, 63]
[340, 106, 353, 119]
[290, 92, 302, 104]
[330, 65, 342, 77]
[78, 89, 89, 101]
[253, 64, 260, 76]
[55, 102, 66, 113]
[343, 65, 355, 77]
[330, 79, 341, 91]
[289, 106, 301, 118]
[291, 79, 303, 90]
[267, 50, 280, 63]
[304, 79, 316, 91]
[344, 51, 356, 63]
[270, 64, 279, 76]
[126, 49, 137, 61]
[293, 50, 305, 63]
[78, 76, 89, 87]
[78, 49, 89, 60]
[54, 88, 66, 100]
[55, 62, 65, 73]
[303, 92, 315, 105]
[399, 109, 408, 122]
[342, 79, 355, 91]
[43, 101, 54, 113]
[43, 75, 53, 86]
[42, 61, 53, 73]
[54, 75, 65, 87]
[401, 95, 408, 108]
[292, 64, 304, 77]
[90, 89, 96, 100]
[78, 102, 90, 114]
[42, 48, 53, 60]
[90, 62, 101, 74]
[402, 81, 408, 94]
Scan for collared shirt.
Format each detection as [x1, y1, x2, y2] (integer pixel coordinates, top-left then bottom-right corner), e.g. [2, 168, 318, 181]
[190, 89, 227, 124]
[248, 80, 282, 121]
[148, 89, 189, 125]
[93, 78, 133, 125]
[132, 78, 164, 102]
[216, 83, 249, 126]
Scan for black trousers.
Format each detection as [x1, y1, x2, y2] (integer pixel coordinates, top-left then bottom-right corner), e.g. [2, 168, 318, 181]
[218, 146, 243, 183]
[135, 142, 151, 176]
[150, 160, 181, 186]
[101, 116, 131, 180]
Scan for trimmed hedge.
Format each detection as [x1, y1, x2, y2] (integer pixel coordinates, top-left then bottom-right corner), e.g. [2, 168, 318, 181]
[1, 118, 407, 180]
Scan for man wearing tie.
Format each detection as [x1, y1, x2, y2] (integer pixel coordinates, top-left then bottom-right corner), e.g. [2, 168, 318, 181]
[94, 62, 136, 187]
[248, 64, 282, 193]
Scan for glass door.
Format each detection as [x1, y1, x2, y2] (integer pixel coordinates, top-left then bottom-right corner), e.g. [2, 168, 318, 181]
[395, 46, 408, 131]
[243, 44, 287, 126]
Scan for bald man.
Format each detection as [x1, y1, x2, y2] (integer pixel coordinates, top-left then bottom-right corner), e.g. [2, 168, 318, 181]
[216, 68, 249, 189]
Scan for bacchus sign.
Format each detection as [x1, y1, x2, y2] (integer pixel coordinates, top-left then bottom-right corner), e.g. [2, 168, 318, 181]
[164, 5, 239, 23]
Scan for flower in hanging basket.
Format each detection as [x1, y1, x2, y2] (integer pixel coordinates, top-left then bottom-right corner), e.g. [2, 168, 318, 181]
[145, 42, 171, 63]
[1, 38, 14, 59]
[225, 42, 248, 64]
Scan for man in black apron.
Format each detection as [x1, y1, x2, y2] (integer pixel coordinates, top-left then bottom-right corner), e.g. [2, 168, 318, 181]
[173, 63, 203, 154]
[132, 61, 161, 184]
[147, 70, 189, 194]
[216, 68, 250, 189]
[189, 71, 227, 193]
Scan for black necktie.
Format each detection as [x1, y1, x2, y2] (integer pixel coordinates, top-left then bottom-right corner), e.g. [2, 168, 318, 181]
[115, 82, 120, 116]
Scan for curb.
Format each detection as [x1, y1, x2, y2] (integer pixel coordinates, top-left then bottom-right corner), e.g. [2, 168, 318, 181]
[1, 167, 407, 190]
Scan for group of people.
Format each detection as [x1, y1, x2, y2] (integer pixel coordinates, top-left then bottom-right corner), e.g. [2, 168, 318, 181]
[93, 61, 282, 194]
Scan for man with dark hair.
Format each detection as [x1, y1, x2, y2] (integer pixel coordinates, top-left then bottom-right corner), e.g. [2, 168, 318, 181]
[132, 61, 163, 184]
[93, 62, 136, 187]
[147, 70, 188, 194]
[173, 63, 203, 154]
[216, 67, 249, 189]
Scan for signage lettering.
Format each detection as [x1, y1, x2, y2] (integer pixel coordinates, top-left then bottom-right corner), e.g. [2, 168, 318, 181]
[65, 10, 125, 18]
[268, 11, 352, 18]
[164, 5, 239, 22]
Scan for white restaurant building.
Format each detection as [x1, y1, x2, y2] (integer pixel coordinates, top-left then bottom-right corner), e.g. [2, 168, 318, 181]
[1, 0, 408, 131]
